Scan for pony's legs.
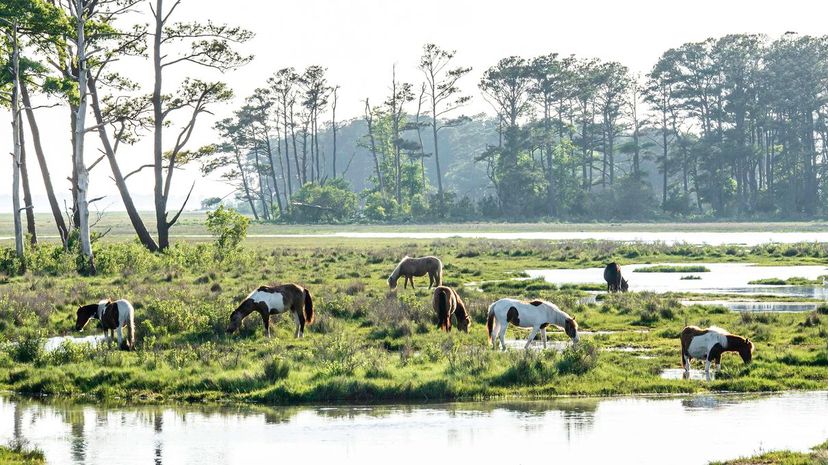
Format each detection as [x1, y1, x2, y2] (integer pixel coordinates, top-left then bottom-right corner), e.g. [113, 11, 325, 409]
[490, 321, 498, 350]
[540, 328, 547, 349]
[524, 327, 540, 350]
[116, 326, 123, 349]
[291, 312, 302, 338]
[498, 324, 508, 352]
[261, 311, 271, 338]
[684, 355, 691, 373]
[705, 359, 712, 381]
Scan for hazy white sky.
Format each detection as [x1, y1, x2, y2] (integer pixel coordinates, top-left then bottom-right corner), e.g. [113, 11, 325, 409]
[3, 0, 827, 214]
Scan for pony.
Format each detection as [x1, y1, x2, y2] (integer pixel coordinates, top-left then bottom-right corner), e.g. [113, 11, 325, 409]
[387, 255, 442, 289]
[432, 286, 470, 332]
[227, 283, 314, 338]
[604, 262, 629, 292]
[680, 325, 754, 381]
[75, 299, 136, 350]
[486, 298, 579, 351]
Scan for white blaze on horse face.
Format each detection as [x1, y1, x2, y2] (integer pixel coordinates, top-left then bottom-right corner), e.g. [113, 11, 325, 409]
[248, 290, 286, 313]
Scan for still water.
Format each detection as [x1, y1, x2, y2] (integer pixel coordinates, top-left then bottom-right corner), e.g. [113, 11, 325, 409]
[1, 392, 826, 465]
[527, 263, 828, 298]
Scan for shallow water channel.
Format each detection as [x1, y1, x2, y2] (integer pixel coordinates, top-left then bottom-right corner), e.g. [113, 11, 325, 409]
[527, 263, 828, 298]
[1, 392, 826, 465]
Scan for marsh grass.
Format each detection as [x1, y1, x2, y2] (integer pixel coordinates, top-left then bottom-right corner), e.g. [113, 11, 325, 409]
[0, 238, 826, 404]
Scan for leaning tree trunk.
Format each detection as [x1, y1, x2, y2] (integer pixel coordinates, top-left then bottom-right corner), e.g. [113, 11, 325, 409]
[88, 75, 159, 251]
[21, 80, 69, 248]
[19, 123, 37, 245]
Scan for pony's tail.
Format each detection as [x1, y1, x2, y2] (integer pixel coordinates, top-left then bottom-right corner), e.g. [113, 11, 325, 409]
[486, 304, 495, 344]
[437, 288, 450, 331]
[436, 260, 443, 287]
[126, 304, 135, 350]
[303, 289, 315, 324]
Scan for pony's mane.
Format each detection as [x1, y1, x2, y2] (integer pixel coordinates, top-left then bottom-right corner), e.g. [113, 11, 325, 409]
[389, 255, 411, 279]
[708, 326, 730, 335]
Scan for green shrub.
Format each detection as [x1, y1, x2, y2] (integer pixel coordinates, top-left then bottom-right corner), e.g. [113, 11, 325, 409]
[206, 206, 250, 259]
[557, 341, 598, 375]
[262, 357, 291, 382]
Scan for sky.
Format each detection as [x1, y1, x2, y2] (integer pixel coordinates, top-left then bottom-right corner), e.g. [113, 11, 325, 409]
[3, 0, 828, 214]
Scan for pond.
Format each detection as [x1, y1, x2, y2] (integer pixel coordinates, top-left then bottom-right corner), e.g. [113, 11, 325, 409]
[527, 263, 828, 298]
[680, 300, 819, 312]
[1, 392, 826, 465]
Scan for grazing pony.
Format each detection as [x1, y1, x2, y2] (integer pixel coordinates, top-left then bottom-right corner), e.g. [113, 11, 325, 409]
[432, 286, 470, 332]
[486, 298, 579, 351]
[227, 284, 314, 338]
[680, 325, 753, 381]
[75, 299, 136, 350]
[387, 255, 442, 289]
[604, 262, 629, 292]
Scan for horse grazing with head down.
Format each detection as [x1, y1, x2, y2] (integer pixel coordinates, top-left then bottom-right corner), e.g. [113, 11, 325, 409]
[680, 325, 753, 381]
[604, 262, 629, 292]
[388, 255, 442, 290]
[432, 286, 470, 332]
[75, 299, 136, 350]
[227, 283, 314, 338]
[486, 298, 579, 351]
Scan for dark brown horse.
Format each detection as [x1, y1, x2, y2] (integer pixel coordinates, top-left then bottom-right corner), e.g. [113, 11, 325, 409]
[388, 255, 443, 289]
[227, 283, 315, 338]
[432, 286, 470, 332]
[603, 262, 629, 292]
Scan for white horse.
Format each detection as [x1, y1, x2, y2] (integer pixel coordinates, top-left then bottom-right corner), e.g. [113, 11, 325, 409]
[75, 299, 136, 350]
[486, 298, 579, 351]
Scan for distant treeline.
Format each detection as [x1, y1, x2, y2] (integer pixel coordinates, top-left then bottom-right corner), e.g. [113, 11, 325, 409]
[4, 1, 828, 272]
[214, 34, 828, 224]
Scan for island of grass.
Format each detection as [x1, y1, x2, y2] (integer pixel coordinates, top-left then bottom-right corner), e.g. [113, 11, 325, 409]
[634, 265, 711, 273]
[680, 275, 702, 280]
[0, 443, 45, 465]
[0, 236, 827, 404]
[749, 276, 827, 286]
[710, 439, 828, 465]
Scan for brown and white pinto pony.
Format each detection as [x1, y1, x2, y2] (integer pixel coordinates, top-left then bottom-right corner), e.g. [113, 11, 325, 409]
[680, 325, 754, 381]
[75, 299, 136, 350]
[227, 284, 314, 338]
[432, 286, 470, 332]
[388, 255, 442, 289]
[486, 298, 579, 350]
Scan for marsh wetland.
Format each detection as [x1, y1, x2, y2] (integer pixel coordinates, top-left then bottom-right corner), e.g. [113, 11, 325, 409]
[1, 225, 828, 463]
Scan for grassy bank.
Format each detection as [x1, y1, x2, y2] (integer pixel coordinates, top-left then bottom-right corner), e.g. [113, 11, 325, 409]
[0, 238, 827, 404]
[0, 443, 45, 465]
[711, 440, 828, 465]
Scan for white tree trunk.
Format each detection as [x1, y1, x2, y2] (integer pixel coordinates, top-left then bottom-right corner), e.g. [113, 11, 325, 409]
[73, 0, 94, 271]
[10, 26, 24, 259]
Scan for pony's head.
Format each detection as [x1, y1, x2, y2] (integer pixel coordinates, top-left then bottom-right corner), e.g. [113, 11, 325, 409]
[456, 314, 471, 333]
[564, 316, 579, 343]
[226, 299, 254, 334]
[739, 337, 754, 364]
[388, 256, 409, 289]
[387, 274, 399, 289]
[75, 304, 99, 332]
[620, 278, 629, 292]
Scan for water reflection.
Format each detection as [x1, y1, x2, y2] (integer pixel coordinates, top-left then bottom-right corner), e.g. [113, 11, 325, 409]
[1, 392, 826, 465]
